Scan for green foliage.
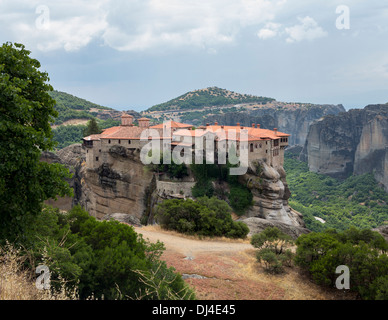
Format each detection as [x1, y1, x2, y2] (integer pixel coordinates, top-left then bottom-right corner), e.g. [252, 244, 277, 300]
[284, 154, 388, 232]
[295, 228, 388, 299]
[228, 185, 253, 215]
[0, 42, 73, 240]
[83, 118, 102, 137]
[251, 227, 294, 274]
[147, 152, 189, 179]
[21, 205, 195, 300]
[52, 118, 119, 150]
[49, 90, 111, 125]
[147, 87, 274, 112]
[190, 162, 252, 215]
[155, 197, 249, 239]
[52, 125, 86, 149]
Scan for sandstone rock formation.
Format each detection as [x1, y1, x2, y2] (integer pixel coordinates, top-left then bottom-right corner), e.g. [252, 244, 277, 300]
[240, 159, 305, 228]
[40, 144, 85, 211]
[49, 143, 306, 229]
[300, 104, 388, 191]
[204, 104, 345, 146]
[241, 217, 310, 239]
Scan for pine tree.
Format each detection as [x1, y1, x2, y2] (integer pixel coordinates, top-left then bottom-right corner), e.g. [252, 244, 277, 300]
[83, 118, 101, 137]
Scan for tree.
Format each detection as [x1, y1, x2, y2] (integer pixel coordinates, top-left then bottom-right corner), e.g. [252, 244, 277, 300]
[83, 118, 101, 137]
[0, 42, 73, 241]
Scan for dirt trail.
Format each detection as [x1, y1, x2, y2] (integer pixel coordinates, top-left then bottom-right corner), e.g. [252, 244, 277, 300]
[134, 225, 252, 258]
[133, 225, 357, 300]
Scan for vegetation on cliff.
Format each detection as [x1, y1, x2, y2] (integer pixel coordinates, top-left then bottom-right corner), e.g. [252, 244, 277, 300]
[284, 153, 388, 232]
[190, 162, 253, 215]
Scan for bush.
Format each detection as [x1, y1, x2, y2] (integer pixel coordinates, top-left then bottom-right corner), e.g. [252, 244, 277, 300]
[19, 205, 195, 300]
[155, 197, 249, 239]
[256, 248, 284, 274]
[295, 228, 388, 300]
[251, 227, 295, 274]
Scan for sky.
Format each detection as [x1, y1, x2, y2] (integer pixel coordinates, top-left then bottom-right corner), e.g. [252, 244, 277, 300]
[1, 0, 388, 112]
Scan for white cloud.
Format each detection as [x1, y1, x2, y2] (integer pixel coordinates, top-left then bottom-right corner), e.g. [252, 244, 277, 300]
[257, 22, 282, 39]
[285, 16, 327, 43]
[0, 0, 287, 52]
[101, 0, 285, 52]
[0, 0, 108, 52]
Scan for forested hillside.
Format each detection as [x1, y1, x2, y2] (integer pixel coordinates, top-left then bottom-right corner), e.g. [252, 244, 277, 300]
[284, 153, 388, 232]
[146, 87, 275, 112]
[49, 90, 112, 125]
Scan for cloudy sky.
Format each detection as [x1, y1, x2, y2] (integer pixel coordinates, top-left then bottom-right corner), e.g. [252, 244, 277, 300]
[1, 0, 388, 111]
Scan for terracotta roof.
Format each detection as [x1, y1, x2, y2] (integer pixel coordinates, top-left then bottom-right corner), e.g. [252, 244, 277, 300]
[173, 125, 289, 141]
[83, 123, 290, 142]
[83, 134, 101, 141]
[150, 120, 193, 129]
[121, 113, 134, 118]
[138, 117, 151, 121]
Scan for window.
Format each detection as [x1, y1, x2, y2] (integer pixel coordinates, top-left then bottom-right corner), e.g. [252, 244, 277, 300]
[96, 157, 99, 161]
[250, 143, 254, 152]
[108, 139, 111, 144]
[128, 140, 131, 144]
[119, 139, 121, 144]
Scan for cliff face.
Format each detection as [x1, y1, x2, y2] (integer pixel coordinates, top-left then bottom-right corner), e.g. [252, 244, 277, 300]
[301, 104, 388, 191]
[240, 159, 305, 227]
[204, 104, 345, 146]
[79, 147, 154, 220]
[51, 143, 305, 228]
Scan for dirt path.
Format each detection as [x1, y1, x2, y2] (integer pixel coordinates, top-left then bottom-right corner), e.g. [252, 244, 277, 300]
[134, 225, 252, 258]
[134, 225, 356, 300]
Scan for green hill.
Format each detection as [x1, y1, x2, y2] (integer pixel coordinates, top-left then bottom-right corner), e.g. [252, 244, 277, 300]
[146, 87, 275, 112]
[49, 90, 122, 150]
[49, 90, 112, 125]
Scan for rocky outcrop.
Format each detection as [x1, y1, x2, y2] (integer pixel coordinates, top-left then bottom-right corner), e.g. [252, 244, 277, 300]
[241, 217, 310, 239]
[204, 104, 345, 146]
[102, 213, 142, 227]
[300, 104, 388, 191]
[239, 159, 305, 228]
[40, 144, 85, 211]
[50, 144, 306, 228]
[78, 149, 154, 220]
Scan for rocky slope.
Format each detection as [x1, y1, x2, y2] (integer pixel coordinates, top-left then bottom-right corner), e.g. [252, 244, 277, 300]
[300, 104, 388, 191]
[204, 104, 345, 146]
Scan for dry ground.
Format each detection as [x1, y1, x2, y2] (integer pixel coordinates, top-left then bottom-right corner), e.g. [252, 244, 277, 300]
[134, 225, 357, 300]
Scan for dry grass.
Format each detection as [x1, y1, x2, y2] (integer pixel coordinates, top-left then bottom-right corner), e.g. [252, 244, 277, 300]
[0, 242, 78, 300]
[137, 227, 359, 300]
[139, 224, 251, 245]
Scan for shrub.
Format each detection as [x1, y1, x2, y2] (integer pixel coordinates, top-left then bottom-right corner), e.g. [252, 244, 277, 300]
[295, 228, 388, 300]
[19, 205, 195, 300]
[155, 197, 249, 239]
